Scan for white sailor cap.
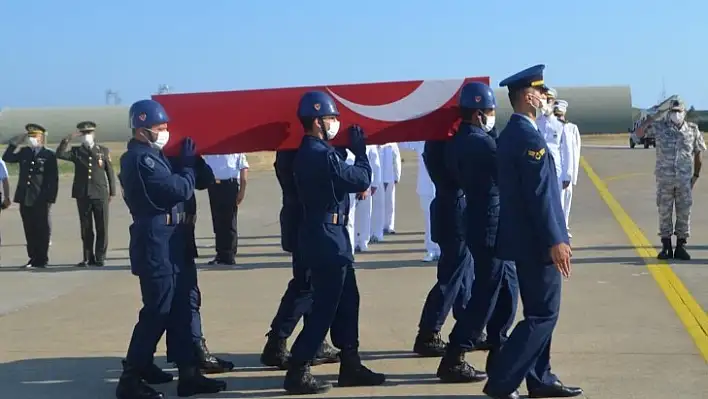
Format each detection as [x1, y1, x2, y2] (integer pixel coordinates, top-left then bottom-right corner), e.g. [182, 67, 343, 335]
[554, 100, 568, 113]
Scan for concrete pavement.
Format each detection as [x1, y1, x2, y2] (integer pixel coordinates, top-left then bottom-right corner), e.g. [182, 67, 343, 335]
[0, 146, 706, 398]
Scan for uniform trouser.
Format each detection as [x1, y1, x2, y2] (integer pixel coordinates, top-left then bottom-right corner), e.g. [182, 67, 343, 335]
[166, 265, 203, 361]
[485, 260, 561, 395]
[207, 180, 240, 260]
[557, 178, 566, 215]
[290, 262, 360, 363]
[371, 187, 385, 239]
[19, 203, 51, 265]
[354, 191, 373, 248]
[448, 245, 518, 350]
[657, 179, 692, 239]
[269, 252, 313, 339]
[346, 193, 357, 254]
[418, 236, 474, 333]
[126, 273, 197, 369]
[76, 197, 109, 261]
[563, 185, 573, 230]
[419, 193, 439, 254]
[384, 182, 396, 231]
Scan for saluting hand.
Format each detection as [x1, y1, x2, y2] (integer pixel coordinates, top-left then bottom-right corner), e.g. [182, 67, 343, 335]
[347, 124, 367, 155]
[550, 242, 572, 279]
[180, 137, 197, 167]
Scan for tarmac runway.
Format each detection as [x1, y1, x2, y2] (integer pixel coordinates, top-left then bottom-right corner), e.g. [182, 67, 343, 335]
[0, 145, 706, 398]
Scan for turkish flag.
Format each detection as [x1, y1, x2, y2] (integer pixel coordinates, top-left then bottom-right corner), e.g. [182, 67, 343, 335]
[154, 76, 489, 155]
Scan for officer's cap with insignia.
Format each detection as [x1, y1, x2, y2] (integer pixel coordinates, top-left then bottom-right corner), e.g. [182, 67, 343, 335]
[499, 64, 547, 94]
[77, 121, 97, 133]
[669, 99, 685, 112]
[25, 123, 47, 136]
[554, 100, 568, 113]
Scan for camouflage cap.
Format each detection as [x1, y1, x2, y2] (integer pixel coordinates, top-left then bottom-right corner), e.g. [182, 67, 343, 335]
[670, 99, 686, 112]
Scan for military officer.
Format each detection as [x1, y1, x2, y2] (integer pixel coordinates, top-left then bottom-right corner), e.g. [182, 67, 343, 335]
[437, 82, 519, 384]
[353, 144, 382, 252]
[413, 138, 475, 357]
[483, 65, 582, 399]
[56, 121, 117, 267]
[2, 123, 58, 268]
[259, 149, 339, 370]
[381, 142, 401, 234]
[537, 88, 569, 206]
[554, 100, 582, 237]
[115, 99, 225, 399]
[654, 99, 705, 260]
[283, 91, 385, 395]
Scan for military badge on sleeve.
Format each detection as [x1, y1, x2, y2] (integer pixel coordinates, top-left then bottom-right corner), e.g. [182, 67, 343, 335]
[526, 147, 546, 161]
[143, 155, 155, 169]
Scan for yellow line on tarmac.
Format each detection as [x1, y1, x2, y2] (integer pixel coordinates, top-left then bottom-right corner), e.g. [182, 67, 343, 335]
[580, 156, 708, 363]
[604, 172, 648, 182]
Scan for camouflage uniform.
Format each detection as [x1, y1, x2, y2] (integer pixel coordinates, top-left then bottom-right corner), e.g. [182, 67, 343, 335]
[654, 118, 706, 258]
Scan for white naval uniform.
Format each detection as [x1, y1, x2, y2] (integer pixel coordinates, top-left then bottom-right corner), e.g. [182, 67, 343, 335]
[381, 142, 401, 232]
[370, 146, 386, 241]
[354, 145, 381, 251]
[562, 122, 582, 230]
[538, 113, 568, 210]
[343, 149, 357, 255]
[399, 141, 440, 259]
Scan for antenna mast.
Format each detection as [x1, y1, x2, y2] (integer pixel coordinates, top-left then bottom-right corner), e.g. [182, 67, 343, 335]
[157, 84, 171, 94]
[105, 89, 121, 105]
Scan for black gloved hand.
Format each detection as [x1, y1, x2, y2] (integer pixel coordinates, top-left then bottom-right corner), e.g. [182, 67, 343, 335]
[180, 137, 197, 167]
[347, 124, 366, 155]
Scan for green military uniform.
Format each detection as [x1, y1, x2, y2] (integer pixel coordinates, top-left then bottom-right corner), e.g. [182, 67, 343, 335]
[56, 121, 117, 266]
[2, 123, 59, 268]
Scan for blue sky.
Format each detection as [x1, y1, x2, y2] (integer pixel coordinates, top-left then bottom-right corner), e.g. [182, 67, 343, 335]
[1, 0, 706, 109]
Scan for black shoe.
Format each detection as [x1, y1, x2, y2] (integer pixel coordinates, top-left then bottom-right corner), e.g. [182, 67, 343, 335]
[657, 237, 673, 260]
[527, 381, 584, 398]
[283, 362, 332, 395]
[337, 360, 386, 387]
[207, 257, 236, 266]
[436, 347, 487, 383]
[95, 260, 105, 267]
[413, 331, 447, 357]
[312, 341, 340, 366]
[196, 338, 234, 374]
[23, 259, 33, 268]
[482, 385, 520, 399]
[116, 364, 166, 399]
[76, 260, 89, 268]
[32, 263, 47, 269]
[674, 238, 691, 260]
[121, 360, 173, 384]
[176, 366, 227, 397]
[260, 331, 291, 369]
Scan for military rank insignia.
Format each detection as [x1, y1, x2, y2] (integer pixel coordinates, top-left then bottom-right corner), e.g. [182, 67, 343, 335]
[526, 147, 545, 161]
[98, 154, 104, 168]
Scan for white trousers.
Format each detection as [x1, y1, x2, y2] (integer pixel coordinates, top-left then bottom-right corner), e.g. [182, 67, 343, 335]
[355, 192, 372, 248]
[563, 185, 573, 229]
[384, 182, 396, 231]
[346, 193, 357, 255]
[371, 187, 385, 239]
[419, 194, 440, 254]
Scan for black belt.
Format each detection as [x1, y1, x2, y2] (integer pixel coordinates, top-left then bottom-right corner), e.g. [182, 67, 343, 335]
[214, 178, 238, 184]
[323, 213, 346, 225]
[134, 212, 196, 225]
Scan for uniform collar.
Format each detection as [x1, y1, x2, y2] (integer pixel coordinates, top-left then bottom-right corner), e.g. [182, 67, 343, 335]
[457, 122, 486, 135]
[513, 113, 538, 130]
[127, 138, 160, 154]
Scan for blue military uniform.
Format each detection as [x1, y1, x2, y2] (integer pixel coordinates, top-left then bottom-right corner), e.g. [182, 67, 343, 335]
[164, 155, 235, 374]
[115, 99, 226, 399]
[482, 65, 583, 399]
[260, 149, 340, 369]
[436, 82, 519, 384]
[283, 91, 385, 395]
[413, 138, 474, 356]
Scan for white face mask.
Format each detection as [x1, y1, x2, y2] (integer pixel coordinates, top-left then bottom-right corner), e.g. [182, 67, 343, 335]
[81, 134, 94, 146]
[542, 100, 554, 116]
[669, 112, 685, 125]
[27, 137, 40, 148]
[482, 115, 496, 133]
[144, 129, 170, 150]
[326, 120, 340, 140]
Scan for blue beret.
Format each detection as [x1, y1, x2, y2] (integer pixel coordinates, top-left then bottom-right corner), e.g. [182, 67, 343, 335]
[499, 64, 547, 91]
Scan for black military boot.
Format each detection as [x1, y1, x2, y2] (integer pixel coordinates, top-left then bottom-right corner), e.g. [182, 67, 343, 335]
[436, 345, 488, 383]
[312, 341, 340, 366]
[260, 331, 290, 369]
[674, 238, 691, 260]
[413, 330, 447, 357]
[657, 238, 673, 260]
[196, 338, 234, 374]
[176, 365, 227, 397]
[283, 361, 332, 395]
[115, 362, 166, 399]
[337, 350, 386, 387]
[121, 359, 173, 384]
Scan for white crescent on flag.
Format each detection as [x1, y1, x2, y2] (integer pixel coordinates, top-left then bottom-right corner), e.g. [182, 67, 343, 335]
[326, 79, 466, 123]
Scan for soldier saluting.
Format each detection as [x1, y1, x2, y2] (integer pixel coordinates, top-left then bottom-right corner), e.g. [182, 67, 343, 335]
[56, 121, 117, 267]
[2, 123, 59, 268]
